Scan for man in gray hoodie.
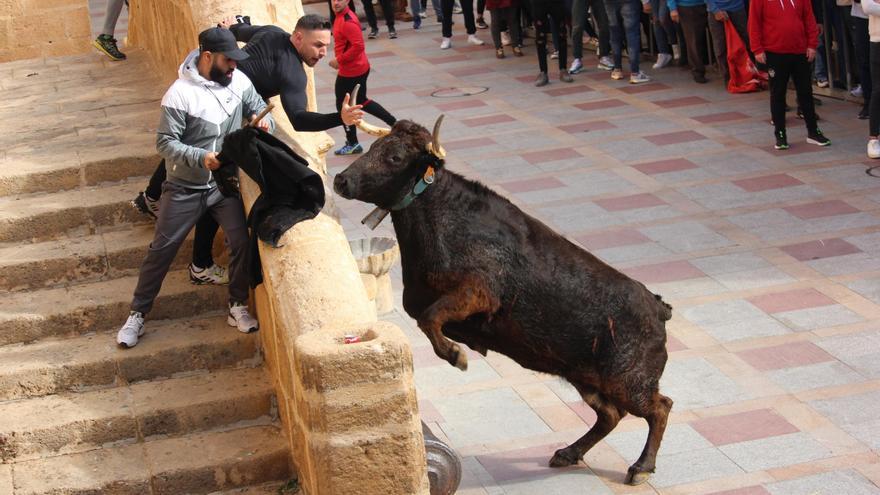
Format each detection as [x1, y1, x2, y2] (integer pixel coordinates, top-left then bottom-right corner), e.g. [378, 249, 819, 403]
[117, 27, 275, 348]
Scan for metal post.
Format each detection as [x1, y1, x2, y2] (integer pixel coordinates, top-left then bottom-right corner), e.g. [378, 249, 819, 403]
[422, 421, 462, 495]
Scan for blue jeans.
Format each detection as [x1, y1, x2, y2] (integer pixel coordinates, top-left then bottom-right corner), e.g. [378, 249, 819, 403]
[649, 0, 674, 55]
[605, 0, 642, 72]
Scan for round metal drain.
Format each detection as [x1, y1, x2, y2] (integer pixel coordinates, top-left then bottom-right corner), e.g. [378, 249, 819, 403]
[431, 86, 489, 98]
[867, 166, 880, 178]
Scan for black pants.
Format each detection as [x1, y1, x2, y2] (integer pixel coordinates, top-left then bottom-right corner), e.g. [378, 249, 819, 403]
[869, 42, 880, 136]
[442, 0, 477, 36]
[334, 69, 397, 144]
[533, 0, 568, 72]
[678, 4, 708, 77]
[707, 8, 750, 82]
[363, 0, 395, 30]
[146, 160, 219, 269]
[767, 51, 818, 134]
[490, 7, 522, 49]
[853, 16, 871, 112]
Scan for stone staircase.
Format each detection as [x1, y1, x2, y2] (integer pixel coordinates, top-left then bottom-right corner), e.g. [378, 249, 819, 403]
[0, 52, 293, 493]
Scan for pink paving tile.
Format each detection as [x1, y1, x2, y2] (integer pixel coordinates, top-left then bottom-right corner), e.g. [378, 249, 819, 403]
[748, 288, 836, 314]
[368, 50, 395, 58]
[425, 54, 470, 64]
[452, 44, 488, 53]
[449, 66, 494, 77]
[544, 85, 594, 97]
[733, 173, 804, 192]
[435, 99, 488, 112]
[567, 401, 598, 424]
[645, 130, 707, 146]
[633, 157, 699, 175]
[520, 147, 582, 164]
[516, 74, 537, 83]
[736, 341, 836, 371]
[780, 237, 862, 261]
[783, 200, 860, 220]
[445, 136, 495, 150]
[667, 335, 688, 352]
[622, 260, 705, 284]
[575, 228, 651, 250]
[594, 193, 666, 212]
[690, 409, 800, 446]
[693, 111, 751, 124]
[557, 120, 616, 134]
[500, 176, 566, 193]
[413, 88, 437, 97]
[706, 486, 772, 495]
[462, 113, 516, 127]
[618, 82, 672, 94]
[654, 96, 711, 108]
[574, 98, 627, 111]
[476, 443, 573, 482]
[367, 85, 406, 95]
[418, 399, 445, 423]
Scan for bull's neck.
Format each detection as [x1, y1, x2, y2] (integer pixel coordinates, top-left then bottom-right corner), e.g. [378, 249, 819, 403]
[388, 168, 455, 230]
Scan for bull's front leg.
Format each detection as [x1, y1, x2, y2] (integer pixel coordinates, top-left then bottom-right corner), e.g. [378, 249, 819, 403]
[416, 282, 499, 371]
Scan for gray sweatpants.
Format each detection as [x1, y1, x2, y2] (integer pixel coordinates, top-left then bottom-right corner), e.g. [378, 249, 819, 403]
[102, 0, 126, 36]
[131, 181, 249, 315]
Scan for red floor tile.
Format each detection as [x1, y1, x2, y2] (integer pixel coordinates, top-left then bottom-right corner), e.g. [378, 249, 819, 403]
[452, 44, 488, 53]
[575, 228, 651, 249]
[595, 193, 666, 212]
[500, 176, 566, 193]
[691, 409, 799, 446]
[734, 173, 804, 192]
[449, 66, 494, 77]
[558, 120, 616, 134]
[693, 111, 751, 124]
[618, 82, 671, 94]
[633, 158, 699, 175]
[462, 113, 516, 127]
[736, 341, 836, 371]
[780, 238, 862, 261]
[446, 136, 494, 150]
[622, 260, 705, 284]
[435, 99, 488, 112]
[706, 487, 772, 495]
[516, 74, 537, 83]
[645, 130, 706, 146]
[784, 200, 860, 220]
[567, 401, 597, 424]
[574, 99, 627, 111]
[654, 96, 711, 108]
[667, 335, 688, 352]
[520, 147, 582, 164]
[425, 54, 470, 64]
[368, 85, 406, 95]
[748, 288, 836, 314]
[544, 85, 594, 97]
[476, 443, 572, 482]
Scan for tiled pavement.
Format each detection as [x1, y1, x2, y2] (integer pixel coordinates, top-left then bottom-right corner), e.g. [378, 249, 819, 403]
[313, 5, 880, 494]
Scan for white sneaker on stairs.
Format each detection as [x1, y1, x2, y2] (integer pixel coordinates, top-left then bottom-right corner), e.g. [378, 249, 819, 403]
[117, 311, 145, 348]
[228, 302, 259, 333]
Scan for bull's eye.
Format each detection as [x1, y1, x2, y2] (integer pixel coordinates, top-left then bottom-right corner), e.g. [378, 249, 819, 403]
[389, 155, 401, 164]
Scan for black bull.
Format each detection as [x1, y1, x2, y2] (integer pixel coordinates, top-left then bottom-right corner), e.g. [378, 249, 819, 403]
[334, 118, 674, 485]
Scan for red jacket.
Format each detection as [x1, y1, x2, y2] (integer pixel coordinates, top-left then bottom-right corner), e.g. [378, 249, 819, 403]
[748, 0, 819, 55]
[332, 7, 370, 77]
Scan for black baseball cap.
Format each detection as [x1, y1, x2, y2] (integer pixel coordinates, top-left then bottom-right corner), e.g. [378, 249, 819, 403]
[198, 27, 249, 61]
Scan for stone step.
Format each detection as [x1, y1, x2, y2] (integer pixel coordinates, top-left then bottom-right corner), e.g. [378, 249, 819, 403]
[0, 180, 150, 244]
[0, 224, 194, 291]
[0, 367, 274, 463]
[212, 481, 292, 494]
[11, 425, 290, 495]
[0, 269, 226, 346]
[0, 315, 260, 402]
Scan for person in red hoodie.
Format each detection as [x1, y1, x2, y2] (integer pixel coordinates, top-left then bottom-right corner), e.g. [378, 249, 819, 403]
[331, 0, 398, 155]
[749, 0, 831, 150]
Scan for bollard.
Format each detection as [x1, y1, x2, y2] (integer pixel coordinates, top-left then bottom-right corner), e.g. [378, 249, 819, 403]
[422, 421, 461, 495]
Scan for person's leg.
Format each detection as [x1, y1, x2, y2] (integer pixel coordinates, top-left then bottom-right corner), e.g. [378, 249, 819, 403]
[678, 5, 706, 79]
[591, 0, 612, 58]
[571, 0, 587, 61]
[335, 74, 360, 146]
[432, 0, 443, 18]
[767, 51, 792, 134]
[584, 11, 599, 40]
[410, 0, 423, 25]
[869, 42, 880, 136]
[461, 0, 478, 33]
[551, 2, 568, 70]
[477, 0, 486, 16]
[707, 12, 728, 82]
[621, 0, 641, 73]
[145, 160, 166, 200]
[206, 190, 250, 307]
[815, 27, 828, 85]
[101, 0, 125, 36]
[650, 0, 671, 55]
[442, 0, 454, 37]
[728, 8, 750, 56]
[533, 1, 550, 74]
[490, 8, 503, 48]
[131, 183, 205, 315]
[854, 16, 871, 114]
[191, 213, 220, 269]
[605, 0, 623, 69]
[510, 6, 523, 46]
[378, 0, 396, 29]
[791, 54, 820, 132]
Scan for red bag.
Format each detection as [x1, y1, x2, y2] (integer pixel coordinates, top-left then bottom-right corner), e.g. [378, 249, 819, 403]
[725, 20, 768, 94]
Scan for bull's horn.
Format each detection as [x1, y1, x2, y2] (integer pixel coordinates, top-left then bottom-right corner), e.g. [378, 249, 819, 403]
[428, 114, 446, 159]
[350, 83, 391, 138]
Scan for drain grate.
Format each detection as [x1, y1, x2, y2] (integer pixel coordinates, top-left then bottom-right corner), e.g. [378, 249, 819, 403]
[431, 86, 489, 98]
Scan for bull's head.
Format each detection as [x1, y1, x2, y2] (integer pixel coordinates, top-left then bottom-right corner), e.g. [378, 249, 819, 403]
[334, 115, 445, 210]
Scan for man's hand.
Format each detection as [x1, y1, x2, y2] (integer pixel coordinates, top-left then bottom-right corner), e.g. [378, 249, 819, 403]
[643, 2, 652, 14]
[250, 114, 270, 131]
[329, 59, 339, 70]
[218, 16, 236, 29]
[340, 92, 364, 126]
[670, 9, 680, 22]
[807, 47, 816, 62]
[755, 52, 766, 64]
[714, 10, 729, 21]
[204, 152, 221, 171]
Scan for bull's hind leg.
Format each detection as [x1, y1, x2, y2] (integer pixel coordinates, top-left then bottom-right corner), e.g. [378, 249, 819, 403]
[624, 392, 673, 485]
[549, 390, 626, 467]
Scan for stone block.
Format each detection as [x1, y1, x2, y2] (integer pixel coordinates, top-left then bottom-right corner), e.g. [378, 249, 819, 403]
[361, 272, 378, 299]
[0, 45, 41, 63]
[376, 272, 395, 314]
[0, 16, 11, 50]
[302, 383, 417, 434]
[62, 7, 91, 38]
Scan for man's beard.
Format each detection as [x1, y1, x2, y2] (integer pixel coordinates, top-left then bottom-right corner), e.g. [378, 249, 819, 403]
[209, 65, 233, 87]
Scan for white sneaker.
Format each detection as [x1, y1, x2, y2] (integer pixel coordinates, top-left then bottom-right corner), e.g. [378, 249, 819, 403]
[653, 53, 672, 69]
[672, 44, 681, 60]
[189, 263, 229, 285]
[550, 50, 558, 59]
[117, 311, 145, 348]
[630, 71, 651, 84]
[869, 139, 880, 159]
[440, 37, 452, 49]
[501, 30, 511, 46]
[228, 302, 259, 333]
[597, 55, 614, 71]
[611, 68, 624, 80]
[467, 34, 484, 46]
[851, 84, 863, 98]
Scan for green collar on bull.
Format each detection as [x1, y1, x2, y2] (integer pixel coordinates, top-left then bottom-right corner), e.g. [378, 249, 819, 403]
[391, 166, 435, 211]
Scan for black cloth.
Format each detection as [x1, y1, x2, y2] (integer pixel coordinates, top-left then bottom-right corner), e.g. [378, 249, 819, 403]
[334, 69, 397, 145]
[216, 127, 325, 287]
[229, 24, 344, 132]
[767, 51, 818, 133]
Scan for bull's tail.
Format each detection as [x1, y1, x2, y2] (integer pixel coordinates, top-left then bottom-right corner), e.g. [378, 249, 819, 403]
[654, 294, 673, 321]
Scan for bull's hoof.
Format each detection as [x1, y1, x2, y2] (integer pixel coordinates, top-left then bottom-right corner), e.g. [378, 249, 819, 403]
[625, 467, 653, 485]
[451, 346, 468, 371]
[548, 447, 580, 467]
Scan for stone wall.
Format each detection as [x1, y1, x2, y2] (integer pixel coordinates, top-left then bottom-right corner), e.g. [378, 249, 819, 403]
[127, 2, 429, 493]
[1, 0, 92, 62]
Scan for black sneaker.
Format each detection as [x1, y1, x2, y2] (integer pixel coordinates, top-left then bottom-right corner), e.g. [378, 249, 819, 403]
[368, 28, 379, 39]
[859, 107, 869, 120]
[92, 34, 126, 61]
[476, 16, 489, 29]
[807, 129, 831, 146]
[130, 191, 159, 219]
[388, 28, 398, 39]
[774, 129, 789, 150]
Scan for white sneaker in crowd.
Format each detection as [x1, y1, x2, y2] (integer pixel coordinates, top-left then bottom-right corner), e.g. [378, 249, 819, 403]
[189, 263, 229, 285]
[550, 50, 558, 59]
[117, 311, 145, 348]
[611, 68, 624, 80]
[630, 71, 651, 84]
[597, 55, 614, 71]
[440, 37, 452, 49]
[228, 302, 259, 333]
[653, 53, 672, 69]
[501, 30, 511, 46]
[868, 138, 880, 159]
[467, 34, 484, 45]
